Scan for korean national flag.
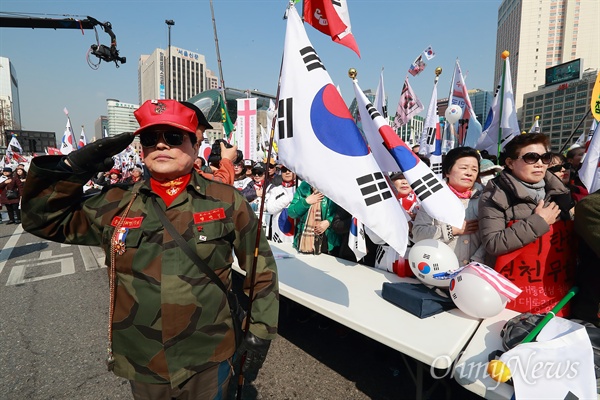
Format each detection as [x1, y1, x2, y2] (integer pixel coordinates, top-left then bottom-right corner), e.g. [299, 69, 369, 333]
[276, 5, 409, 255]
[353, 79, 465, 229]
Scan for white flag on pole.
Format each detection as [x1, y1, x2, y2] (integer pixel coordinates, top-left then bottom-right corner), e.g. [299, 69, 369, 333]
[78, 126, 87, 148]
[476, 55, 520, 156]
[348, 217, 367, 261]
[275, 5, 409, 255]
[373, 68, 387, 119]
[419, 79, 441, 158]
[578, 121, 600, 193]
[60, 117, 75, 155]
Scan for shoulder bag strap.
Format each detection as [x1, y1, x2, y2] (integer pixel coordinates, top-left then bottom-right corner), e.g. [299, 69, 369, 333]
[150, 196, 228, 295]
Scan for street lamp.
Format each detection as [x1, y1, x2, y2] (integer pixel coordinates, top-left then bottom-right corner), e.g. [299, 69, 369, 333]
[165, 19, 175, 99]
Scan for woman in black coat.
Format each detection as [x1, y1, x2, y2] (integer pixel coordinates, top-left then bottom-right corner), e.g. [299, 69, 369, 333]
[0, 167, 24, 224]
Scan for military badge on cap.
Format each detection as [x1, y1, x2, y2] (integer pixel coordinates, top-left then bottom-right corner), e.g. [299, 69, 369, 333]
[154, 101, 167, 114]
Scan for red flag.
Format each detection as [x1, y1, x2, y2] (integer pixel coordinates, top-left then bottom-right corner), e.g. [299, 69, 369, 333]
[303, 0, 360, 57]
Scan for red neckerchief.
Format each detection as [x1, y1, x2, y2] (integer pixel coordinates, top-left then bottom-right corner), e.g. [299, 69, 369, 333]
[254, 180, 264, 189]
[150, 174, 191, 207]
[282, 180, 294, 188]
[448, 184, 472, 199]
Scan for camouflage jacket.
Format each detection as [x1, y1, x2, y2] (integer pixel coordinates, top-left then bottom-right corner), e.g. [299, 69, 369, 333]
[21, 156, 279, 387]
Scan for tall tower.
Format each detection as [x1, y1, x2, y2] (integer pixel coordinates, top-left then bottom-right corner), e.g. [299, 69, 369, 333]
[494, 0, 600, 114]
[0, 56, 22, 146]
[138, 47, 207, 103]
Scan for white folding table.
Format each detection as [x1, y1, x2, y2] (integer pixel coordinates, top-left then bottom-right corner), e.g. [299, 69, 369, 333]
[237, 242, 482, 399]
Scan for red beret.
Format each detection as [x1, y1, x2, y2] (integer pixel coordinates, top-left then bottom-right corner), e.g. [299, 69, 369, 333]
[134, 99, 198, 135]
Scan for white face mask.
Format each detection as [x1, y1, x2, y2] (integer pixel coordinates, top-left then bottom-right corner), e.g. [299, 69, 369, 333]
[480, 174, 495, 186]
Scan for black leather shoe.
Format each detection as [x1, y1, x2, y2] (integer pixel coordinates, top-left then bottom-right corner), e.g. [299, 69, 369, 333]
[6, 221, 14, 225]
[14, 220, 21, 224]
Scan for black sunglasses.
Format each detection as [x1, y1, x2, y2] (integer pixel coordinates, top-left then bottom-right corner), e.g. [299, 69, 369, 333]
[518, 152, 553, 165]
[280, 167, 292, 173]
[140, 130, 188, 148]
[548, 163, 571, 173]
[252, 171, 264, 176]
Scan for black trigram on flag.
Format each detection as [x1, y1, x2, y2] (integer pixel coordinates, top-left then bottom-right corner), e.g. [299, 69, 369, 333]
[332, 0, 342, 6]
[357, 172, 393, 206]
[431, 162, 443, 175]
[278, 98, 293, 140]
[300, 46, 326, 72]
[366, 103, 381, 120]
[411, 172, 443, 201]
[425, 126, 436, 146]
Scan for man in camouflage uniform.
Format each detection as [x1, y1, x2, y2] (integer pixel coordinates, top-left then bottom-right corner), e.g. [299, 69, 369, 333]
[21, 99, 279, 399]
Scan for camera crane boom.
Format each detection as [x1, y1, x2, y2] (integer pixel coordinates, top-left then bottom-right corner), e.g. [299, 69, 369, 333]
[0, 14, 126, 68]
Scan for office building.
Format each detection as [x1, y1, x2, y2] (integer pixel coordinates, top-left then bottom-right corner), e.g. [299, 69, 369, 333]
[0, 56, 22, 147]
[106, 99, 139, 137]
[495, 0, 600, 114]
[139, 46, 207, 103]
[206, 69, 219, 91]
[396, 115, 425, 146]
[522, 68, 596, 151]
[94, 115, 109, 141]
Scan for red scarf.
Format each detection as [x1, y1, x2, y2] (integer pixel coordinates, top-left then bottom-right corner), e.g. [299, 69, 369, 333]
[282, 180, 295, 188]
[448, 184, 472, 199]
[150, 174, 191, 207]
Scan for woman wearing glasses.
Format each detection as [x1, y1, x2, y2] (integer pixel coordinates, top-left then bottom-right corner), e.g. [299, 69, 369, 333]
[479, 133, 575, 316]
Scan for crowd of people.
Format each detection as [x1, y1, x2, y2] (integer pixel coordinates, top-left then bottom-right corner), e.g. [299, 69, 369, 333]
[8, 97, 598, 398]
[223, 132, 598, 328]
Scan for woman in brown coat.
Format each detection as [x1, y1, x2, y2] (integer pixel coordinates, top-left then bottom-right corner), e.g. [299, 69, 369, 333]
[0, 167, 24, 224]
[479, 133, 575, 316]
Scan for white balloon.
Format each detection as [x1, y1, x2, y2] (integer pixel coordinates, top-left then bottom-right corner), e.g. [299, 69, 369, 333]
[444, 104, 463, 124]
[408, 239, 459, 287]
[449, 266, 507, 318]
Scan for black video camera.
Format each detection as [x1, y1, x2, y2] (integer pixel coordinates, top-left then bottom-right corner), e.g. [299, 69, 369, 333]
[208, 139, 243, 167]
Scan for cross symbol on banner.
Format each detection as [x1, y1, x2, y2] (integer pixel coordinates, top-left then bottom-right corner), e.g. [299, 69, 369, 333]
[238, 99, 257, 158]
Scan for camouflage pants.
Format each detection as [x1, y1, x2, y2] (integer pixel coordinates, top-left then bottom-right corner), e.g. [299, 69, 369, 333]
[130, 359, 232, 400]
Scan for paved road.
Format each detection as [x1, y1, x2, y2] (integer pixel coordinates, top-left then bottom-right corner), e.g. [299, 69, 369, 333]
[0, 223, 480, 399]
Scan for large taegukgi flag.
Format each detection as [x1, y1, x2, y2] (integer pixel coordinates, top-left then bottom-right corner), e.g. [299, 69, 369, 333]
[277, 5, 408, 255]
[303, 0, 360, 57]
[352, 78, 465, 229]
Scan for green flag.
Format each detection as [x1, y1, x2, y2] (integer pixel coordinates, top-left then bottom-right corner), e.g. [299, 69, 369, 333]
[220, 95, 234, 139]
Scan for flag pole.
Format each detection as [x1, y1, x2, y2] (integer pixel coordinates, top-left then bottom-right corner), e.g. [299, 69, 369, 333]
[209, 0, 232, 140]
[235, 50, 285, 400]
[497, 51, 509, 161]
[558, 109, 592, 154]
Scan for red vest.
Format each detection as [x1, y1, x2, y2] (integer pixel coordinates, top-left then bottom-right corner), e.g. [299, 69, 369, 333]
[494, 220, 575, 316]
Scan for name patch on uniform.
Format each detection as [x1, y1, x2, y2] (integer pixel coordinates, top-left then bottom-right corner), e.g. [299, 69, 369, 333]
[110, 216, 144, 228]
[193, 208, 226, 224]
